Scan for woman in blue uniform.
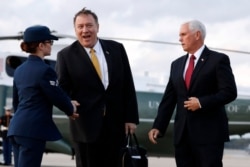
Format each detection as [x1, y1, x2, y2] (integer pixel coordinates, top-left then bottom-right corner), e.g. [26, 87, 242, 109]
[7, 25, 79, 167]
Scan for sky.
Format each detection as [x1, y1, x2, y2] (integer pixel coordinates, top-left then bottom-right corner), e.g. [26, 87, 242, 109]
[0, 0, 250, 93]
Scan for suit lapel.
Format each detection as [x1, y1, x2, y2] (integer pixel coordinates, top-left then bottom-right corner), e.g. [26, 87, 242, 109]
[99, 40, 112, 84]
[181, 55, 189, 89]
[190, 46, 210, 88]
[76, 41, 105, 88]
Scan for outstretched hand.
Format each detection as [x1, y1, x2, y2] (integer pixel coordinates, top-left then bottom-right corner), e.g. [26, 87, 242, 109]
[71, 100, 80, 112]
[70, 112, 79, 120]
[70, 100, 80, 120]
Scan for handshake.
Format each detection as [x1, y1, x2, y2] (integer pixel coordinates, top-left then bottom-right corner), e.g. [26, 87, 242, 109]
[70, 100, 80, 120]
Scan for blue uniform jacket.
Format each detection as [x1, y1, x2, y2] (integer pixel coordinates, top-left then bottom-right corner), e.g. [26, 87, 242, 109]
[8, 55, 74, 141]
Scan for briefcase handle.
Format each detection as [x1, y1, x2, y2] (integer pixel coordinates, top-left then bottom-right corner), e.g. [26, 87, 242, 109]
[126, 132, 139, 148]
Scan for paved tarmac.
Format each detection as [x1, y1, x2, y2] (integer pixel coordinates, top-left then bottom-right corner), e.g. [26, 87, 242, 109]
[0, 149, 249, 167]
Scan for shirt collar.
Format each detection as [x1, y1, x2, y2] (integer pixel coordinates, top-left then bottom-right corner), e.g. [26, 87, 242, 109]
[189, 45, 205, 60]
[84, 40, 101, 54]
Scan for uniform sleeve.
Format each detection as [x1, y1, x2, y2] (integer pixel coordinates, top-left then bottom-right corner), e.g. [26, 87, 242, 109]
[40, 67, 74, 116]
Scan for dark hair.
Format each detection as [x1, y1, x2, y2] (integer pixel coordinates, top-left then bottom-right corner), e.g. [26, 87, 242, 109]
[73, 7, 98, 24]
[20, 41, 40, 53]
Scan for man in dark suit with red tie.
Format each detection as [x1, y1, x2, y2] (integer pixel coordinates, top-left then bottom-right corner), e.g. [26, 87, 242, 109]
[148, 20, 237, 167]
[55, 7, 139, 167]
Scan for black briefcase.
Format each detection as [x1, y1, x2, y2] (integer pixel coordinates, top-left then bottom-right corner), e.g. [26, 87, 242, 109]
[118, 133, 148, 167]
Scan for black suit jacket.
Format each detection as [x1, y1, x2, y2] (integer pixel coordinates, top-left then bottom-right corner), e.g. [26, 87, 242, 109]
[56, 39, 139, 142]
[153, 46, 237, 145]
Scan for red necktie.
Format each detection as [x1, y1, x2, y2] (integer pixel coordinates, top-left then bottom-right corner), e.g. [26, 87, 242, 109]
[185, 55, 196, 89]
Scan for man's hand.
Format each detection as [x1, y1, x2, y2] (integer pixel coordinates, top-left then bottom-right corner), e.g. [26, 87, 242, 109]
[125, 123, 137, 135]
[70, 100, 80, 120]
[69, 112, 79, 120]
[71, 100, 80, 112]
[148, 129, 160, 144]
[184, 97, 201, 111]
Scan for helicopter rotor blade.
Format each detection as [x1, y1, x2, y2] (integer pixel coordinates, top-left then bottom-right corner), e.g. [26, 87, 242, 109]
[1, 33, 249, 55]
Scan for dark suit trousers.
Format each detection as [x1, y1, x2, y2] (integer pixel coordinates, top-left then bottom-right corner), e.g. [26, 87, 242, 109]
[73, 119, 122, 167]
[174, 127, 224, 167]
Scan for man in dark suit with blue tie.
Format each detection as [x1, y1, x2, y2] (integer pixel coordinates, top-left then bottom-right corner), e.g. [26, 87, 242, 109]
[55, 8, 139, 167]
[148, 20, 237, 167]
[7, 25, 79, 167]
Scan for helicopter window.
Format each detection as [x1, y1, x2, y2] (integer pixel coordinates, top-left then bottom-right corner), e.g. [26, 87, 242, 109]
[6, 55, 26, 77]
[5, 55, 56, 77]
